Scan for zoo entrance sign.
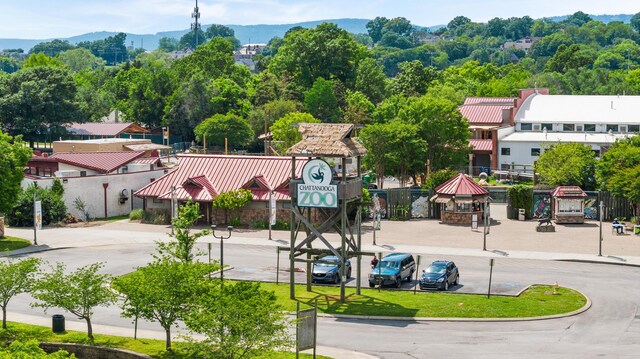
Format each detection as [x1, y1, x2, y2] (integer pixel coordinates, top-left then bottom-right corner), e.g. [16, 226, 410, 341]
[297, 159, 338, 208]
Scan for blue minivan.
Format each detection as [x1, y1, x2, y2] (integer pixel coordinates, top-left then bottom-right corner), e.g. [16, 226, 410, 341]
[368, 253, 416, 288]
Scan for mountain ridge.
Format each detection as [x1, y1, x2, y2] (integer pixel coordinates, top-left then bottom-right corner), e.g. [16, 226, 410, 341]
[0, 14, 633, 52]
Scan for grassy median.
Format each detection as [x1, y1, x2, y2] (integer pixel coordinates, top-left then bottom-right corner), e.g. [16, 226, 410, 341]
[264, 283, 587, 318]
[0, 236, 31, 251]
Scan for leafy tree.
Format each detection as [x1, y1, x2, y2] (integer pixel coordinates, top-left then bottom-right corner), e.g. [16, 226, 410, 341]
[447, 16, 472, 33]
[354, 57, 388, 104]
[74, 68, 115, 121]
[383, 17, 413, 37]
[564, 11, 592, 27]
[544, 44, 596, 73]
[304, 77, 342, 122]
[194, 113, 254, 149]
[32, 262, 116, 340]
[0, 66, 82, 144]
[247, 99, 301, 139]
[398, 94, 471, 173]
[371, 94, 408, 123]
[57, 48, 105, 73]
[210, 77, 251, 117]
[631, 12, 640, 33]
[22, 53, 65, 69]
[212, 189, 253, 225]
[268, 23, 368, 89]
[597, 135, 640, 215]
[29, 39, 75, 56]
[270, 112, 320, 154]
[204, 24, 240, 49]
[112, 259, 213, 351]
[183, 281, 292, 359]
[157, 201, 210, 263]
[379, 32, 413, 49]
[158, 37, 179, 52]
[366, 17, 389, 43]
[0, 258, 40, 329]
[343, 90, 374, 125]
[179, 29, 207, 50]
[0, 56, 20, 73]
[163, 72, 214, 142]
[7, 182, 66, 227]
[390, 60, 439, 97]
[423, 168, 459, 190]
[0, 132, 32, 215]
[536, 142, 597, 189]
[77, 32, 127, 65]
[171, 37, 235, 80]
[250, 71, 298, 106]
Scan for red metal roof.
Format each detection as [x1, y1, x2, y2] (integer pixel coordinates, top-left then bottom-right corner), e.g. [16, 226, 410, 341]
[462, 97, 514, 105]
[49, 151, 145, 173]
[469, 139, 493, 152]
[135, 155, 308, 202]
[435, 173, 489, 196]
[67, 123, 149, 137]
[550, 186, 587, 197]
[133, 157, 163, 166]
[459, 104, 512, 124]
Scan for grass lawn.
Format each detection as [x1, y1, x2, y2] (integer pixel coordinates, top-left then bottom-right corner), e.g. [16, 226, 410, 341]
[0, 236, 31, 251]
[262, 283, 587, 318]
[0, 321, 328, 359]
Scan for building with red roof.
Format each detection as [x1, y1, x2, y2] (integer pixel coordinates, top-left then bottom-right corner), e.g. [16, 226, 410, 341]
[550, 186, 587, 224]
[430, 173, 490, 225]
[135, 154, 308, 224]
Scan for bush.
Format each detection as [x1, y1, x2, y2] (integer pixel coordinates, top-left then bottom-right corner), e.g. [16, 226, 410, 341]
[423, 169, 459, 190]
[507, 184, 533, 219]
[229, 217, 242, 227]
[251, 220, 269, 229]
[272, 220, 290, 230]
[141, 210, 170, 225]
[129, 209, 143, 221]
[7, 183, 66, 227]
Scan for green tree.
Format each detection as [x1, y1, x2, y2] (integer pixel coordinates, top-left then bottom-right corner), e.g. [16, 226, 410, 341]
[536, 142, 597, 189]
[597, 135, 640, 215]
[268, 23, 368, 89]
[157, 201, 210, 263]
[29, 39, 76, 56]
[0, 258, 40, 329]
[7, 182, 66, 227]
[398, 94, 471, 173]
[171, 37, 235, 80]
[209, 77, 251, 117]
[77, 32, 127, 65]
[631, 12, 640, 33]
[112, 259, 213, 351]
[343, 90, 374, 125]
[212, 189, 253, 225]
[32, 262, 116, 340]
[366, 17, 389, 43]
[0, 56, 20, 73]
[183, 281, 292, 359]
[390, 60, 439, 97]
[22, 53, 65, 69]
[57, 48, 105, 73]
[0, 131, 32, 215]
[179, 29, 207, 50]
[304, 78, 342, 122]
[423, 168, 459, 190]
[270, 112, 320, 154]
[194, 113, 254, 149]
[158, 37, 179, 52]
[163, 72, 214, 142]
[0, 66, 82, 144]
[247, 99, 301, 139]
[354, 57, 388, 104]
[544, 44, 595, 73]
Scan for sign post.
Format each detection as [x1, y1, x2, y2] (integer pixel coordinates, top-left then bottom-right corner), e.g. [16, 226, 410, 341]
[269, 191, 276, 240]
[296, 300, 317, 358]
[487, 258, 494, 299]
[33, 194, 41, 246]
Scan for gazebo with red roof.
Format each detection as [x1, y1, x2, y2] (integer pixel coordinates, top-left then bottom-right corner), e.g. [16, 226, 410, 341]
[550, 186, 587, 224]
[430, 173, 491, 225]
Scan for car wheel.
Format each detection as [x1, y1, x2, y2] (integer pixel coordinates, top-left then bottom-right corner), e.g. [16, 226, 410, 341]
[395, 277, 402, 288]
[443, 280, 449, 291]
[334, 275, 340, 284]
[347, 268, 352, 279]
[406, 270, 414, 282]
[453, 275, 459, 286]
[369, 282, 375, 288]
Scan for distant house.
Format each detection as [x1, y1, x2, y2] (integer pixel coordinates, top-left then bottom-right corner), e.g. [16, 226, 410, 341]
[502, 37, 541, 52]
[65, 122, 149, 140]
[53, 138, 171, 156]
[135, 154, 307, 224]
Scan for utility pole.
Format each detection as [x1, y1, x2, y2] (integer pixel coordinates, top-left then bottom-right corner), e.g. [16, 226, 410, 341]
[191, 0, 201, 49]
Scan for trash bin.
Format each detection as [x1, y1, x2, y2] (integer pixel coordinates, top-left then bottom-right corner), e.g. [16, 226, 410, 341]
[52, 314, 65, 333]
[518, 208, 526, 221]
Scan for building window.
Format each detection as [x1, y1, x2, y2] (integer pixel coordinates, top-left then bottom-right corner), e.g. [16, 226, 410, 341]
[558, 199, 582, 213]
[584, 124, 596, 132]
[562, 124, 575, 131]
[531, 148, 541, 156]
[520, 123, 532, 131]
[629, 125, 640, 133]
[606, 124, 619, 133]
[152, 198, 164, 204]
[592, 150, 600, 157]
[541, 123, 553, 131]
[501, 148, 511, 156]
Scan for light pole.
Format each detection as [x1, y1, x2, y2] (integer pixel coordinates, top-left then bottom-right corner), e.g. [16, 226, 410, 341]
[211, 225, 233, 283]
[598, 200, 603, 256]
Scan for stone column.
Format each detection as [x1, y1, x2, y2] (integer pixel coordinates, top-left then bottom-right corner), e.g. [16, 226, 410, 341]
[0, 217, 5, 238]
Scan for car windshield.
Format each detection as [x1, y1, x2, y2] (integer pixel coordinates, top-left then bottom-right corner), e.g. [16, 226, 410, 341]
[425, 264, 447, 274]
[375, 260, 399, 270]
[314, 262, 337, 268]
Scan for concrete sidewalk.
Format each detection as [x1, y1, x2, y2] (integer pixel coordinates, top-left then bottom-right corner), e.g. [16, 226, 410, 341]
[5, 204, 640, 265]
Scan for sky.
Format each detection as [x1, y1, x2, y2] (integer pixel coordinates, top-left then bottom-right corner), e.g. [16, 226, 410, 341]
[2, 0, 639, 39]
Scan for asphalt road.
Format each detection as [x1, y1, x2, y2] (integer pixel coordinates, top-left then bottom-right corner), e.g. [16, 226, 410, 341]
[7, 242, 640, 358]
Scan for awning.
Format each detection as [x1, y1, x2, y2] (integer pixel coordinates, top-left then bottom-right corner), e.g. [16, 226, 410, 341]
[469, 125, 499, 130]
[430, 195, 452, 204]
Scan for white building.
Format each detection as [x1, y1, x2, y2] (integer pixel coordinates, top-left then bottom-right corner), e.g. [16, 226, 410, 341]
[497, 92, 640, 168]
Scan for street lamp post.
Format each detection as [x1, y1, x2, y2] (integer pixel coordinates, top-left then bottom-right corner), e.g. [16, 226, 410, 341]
[211, 225, 233, 283]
